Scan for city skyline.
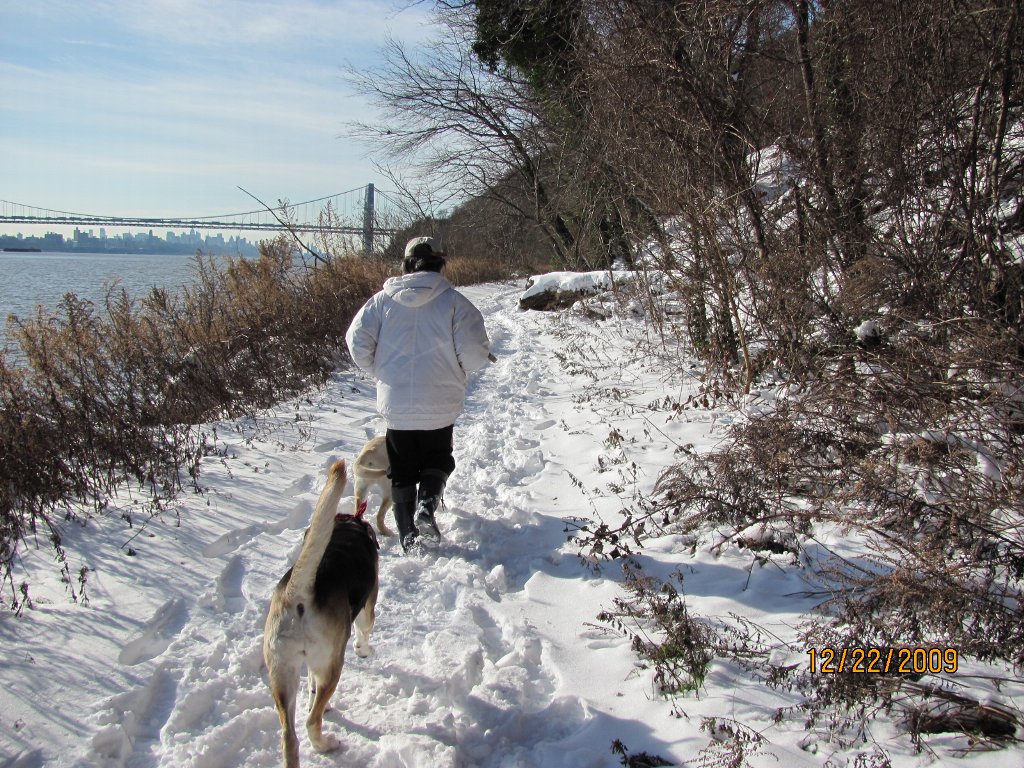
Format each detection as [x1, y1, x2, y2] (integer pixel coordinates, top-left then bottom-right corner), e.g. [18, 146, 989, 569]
[0, 227, 262, 257]
[1, 1, 437, 223]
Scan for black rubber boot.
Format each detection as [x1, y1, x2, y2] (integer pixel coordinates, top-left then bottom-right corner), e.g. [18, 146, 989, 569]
[392, 484, 419, 553]
[415, 470, 447, 544]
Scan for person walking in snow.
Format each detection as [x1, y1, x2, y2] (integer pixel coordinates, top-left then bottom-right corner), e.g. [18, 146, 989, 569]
[345, 236, 491, 553]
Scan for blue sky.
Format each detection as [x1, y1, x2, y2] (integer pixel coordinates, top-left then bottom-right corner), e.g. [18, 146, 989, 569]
[0, 0, 434, 222]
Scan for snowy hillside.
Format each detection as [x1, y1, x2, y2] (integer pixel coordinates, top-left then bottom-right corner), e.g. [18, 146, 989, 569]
[1, 279, 1020, 768]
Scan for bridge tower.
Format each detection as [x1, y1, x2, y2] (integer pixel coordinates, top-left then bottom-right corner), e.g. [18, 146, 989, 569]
[362, 183, 375, 253]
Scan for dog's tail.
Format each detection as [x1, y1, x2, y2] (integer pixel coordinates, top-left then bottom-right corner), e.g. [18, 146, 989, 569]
[284, 459, 347, 604]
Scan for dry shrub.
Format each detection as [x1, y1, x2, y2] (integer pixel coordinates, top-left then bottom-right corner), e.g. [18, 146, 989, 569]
[443, 253, 521, 286]
[565, 1, 1023, 740]
[599, 567, 718, 710]
[577, 310, 1024, 747]
[0, 237, 388, 610]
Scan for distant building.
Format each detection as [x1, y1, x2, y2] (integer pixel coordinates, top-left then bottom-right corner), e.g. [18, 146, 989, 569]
[0, 228, 260, 256]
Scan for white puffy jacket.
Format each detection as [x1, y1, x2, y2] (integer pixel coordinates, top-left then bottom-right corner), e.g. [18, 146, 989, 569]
[345, 271, 491, 430]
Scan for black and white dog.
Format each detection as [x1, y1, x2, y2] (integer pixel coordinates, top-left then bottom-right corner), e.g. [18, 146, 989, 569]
[263, 459, 379, 768]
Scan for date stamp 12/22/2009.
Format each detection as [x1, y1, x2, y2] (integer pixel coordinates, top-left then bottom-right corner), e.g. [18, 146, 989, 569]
[807, 647, 959, 675]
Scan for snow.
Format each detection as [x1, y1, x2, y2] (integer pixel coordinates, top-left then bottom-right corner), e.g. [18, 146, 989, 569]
[854, 319, 880, 344]
[1, 278, 1021, 768]
[520, 271, 625, 301]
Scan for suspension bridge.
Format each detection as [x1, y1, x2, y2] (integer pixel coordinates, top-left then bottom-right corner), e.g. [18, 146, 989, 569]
[0, 185, 409, 252]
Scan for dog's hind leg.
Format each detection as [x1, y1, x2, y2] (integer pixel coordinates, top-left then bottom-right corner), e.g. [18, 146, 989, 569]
[268, 665, 301, 768]
[307, 672, 337, 716]
[306, 660, 344, 753]
[375, 493, 394, 537]
[353, 580, 379, 658]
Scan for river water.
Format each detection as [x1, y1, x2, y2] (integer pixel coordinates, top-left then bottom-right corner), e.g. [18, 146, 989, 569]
[0, 251, 211, 322]
[1, 250, 220, 364]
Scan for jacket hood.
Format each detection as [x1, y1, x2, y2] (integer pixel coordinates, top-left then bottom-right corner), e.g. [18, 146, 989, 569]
[383, 271, 450, 308]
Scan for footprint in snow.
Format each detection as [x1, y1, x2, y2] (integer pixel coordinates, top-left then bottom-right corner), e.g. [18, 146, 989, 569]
[282, 473, 313, 496]
[118, 597, 188, 666]
[201, 523, 264, 558]
[89, 666, 179, 764]
[163, 680, 226, 735]
[314, 438, 346, 453]
[580, 626, 622, 650]
[199, 554, 246, 613]
[349, 413, 378, 428]
[265, 498, 313, 535]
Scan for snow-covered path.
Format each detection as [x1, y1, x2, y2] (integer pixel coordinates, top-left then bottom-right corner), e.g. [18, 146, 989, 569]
[1, 281, 682, 768]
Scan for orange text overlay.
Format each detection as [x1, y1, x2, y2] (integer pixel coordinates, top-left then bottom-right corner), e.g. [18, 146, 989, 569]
[806, 647, 959, 675]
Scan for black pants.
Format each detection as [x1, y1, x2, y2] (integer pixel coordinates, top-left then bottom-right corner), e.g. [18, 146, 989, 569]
[386, 425, 455, 488]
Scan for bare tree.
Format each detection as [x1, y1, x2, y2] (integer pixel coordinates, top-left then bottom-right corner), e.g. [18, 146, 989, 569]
[346, 17, 586, 264]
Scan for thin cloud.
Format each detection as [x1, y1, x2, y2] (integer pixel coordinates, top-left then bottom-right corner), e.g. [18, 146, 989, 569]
[0, 0, 430, 216]
[111, 0, 432, 49]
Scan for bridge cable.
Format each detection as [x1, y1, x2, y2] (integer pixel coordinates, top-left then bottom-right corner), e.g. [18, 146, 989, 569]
[237, 187, 327, 265]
